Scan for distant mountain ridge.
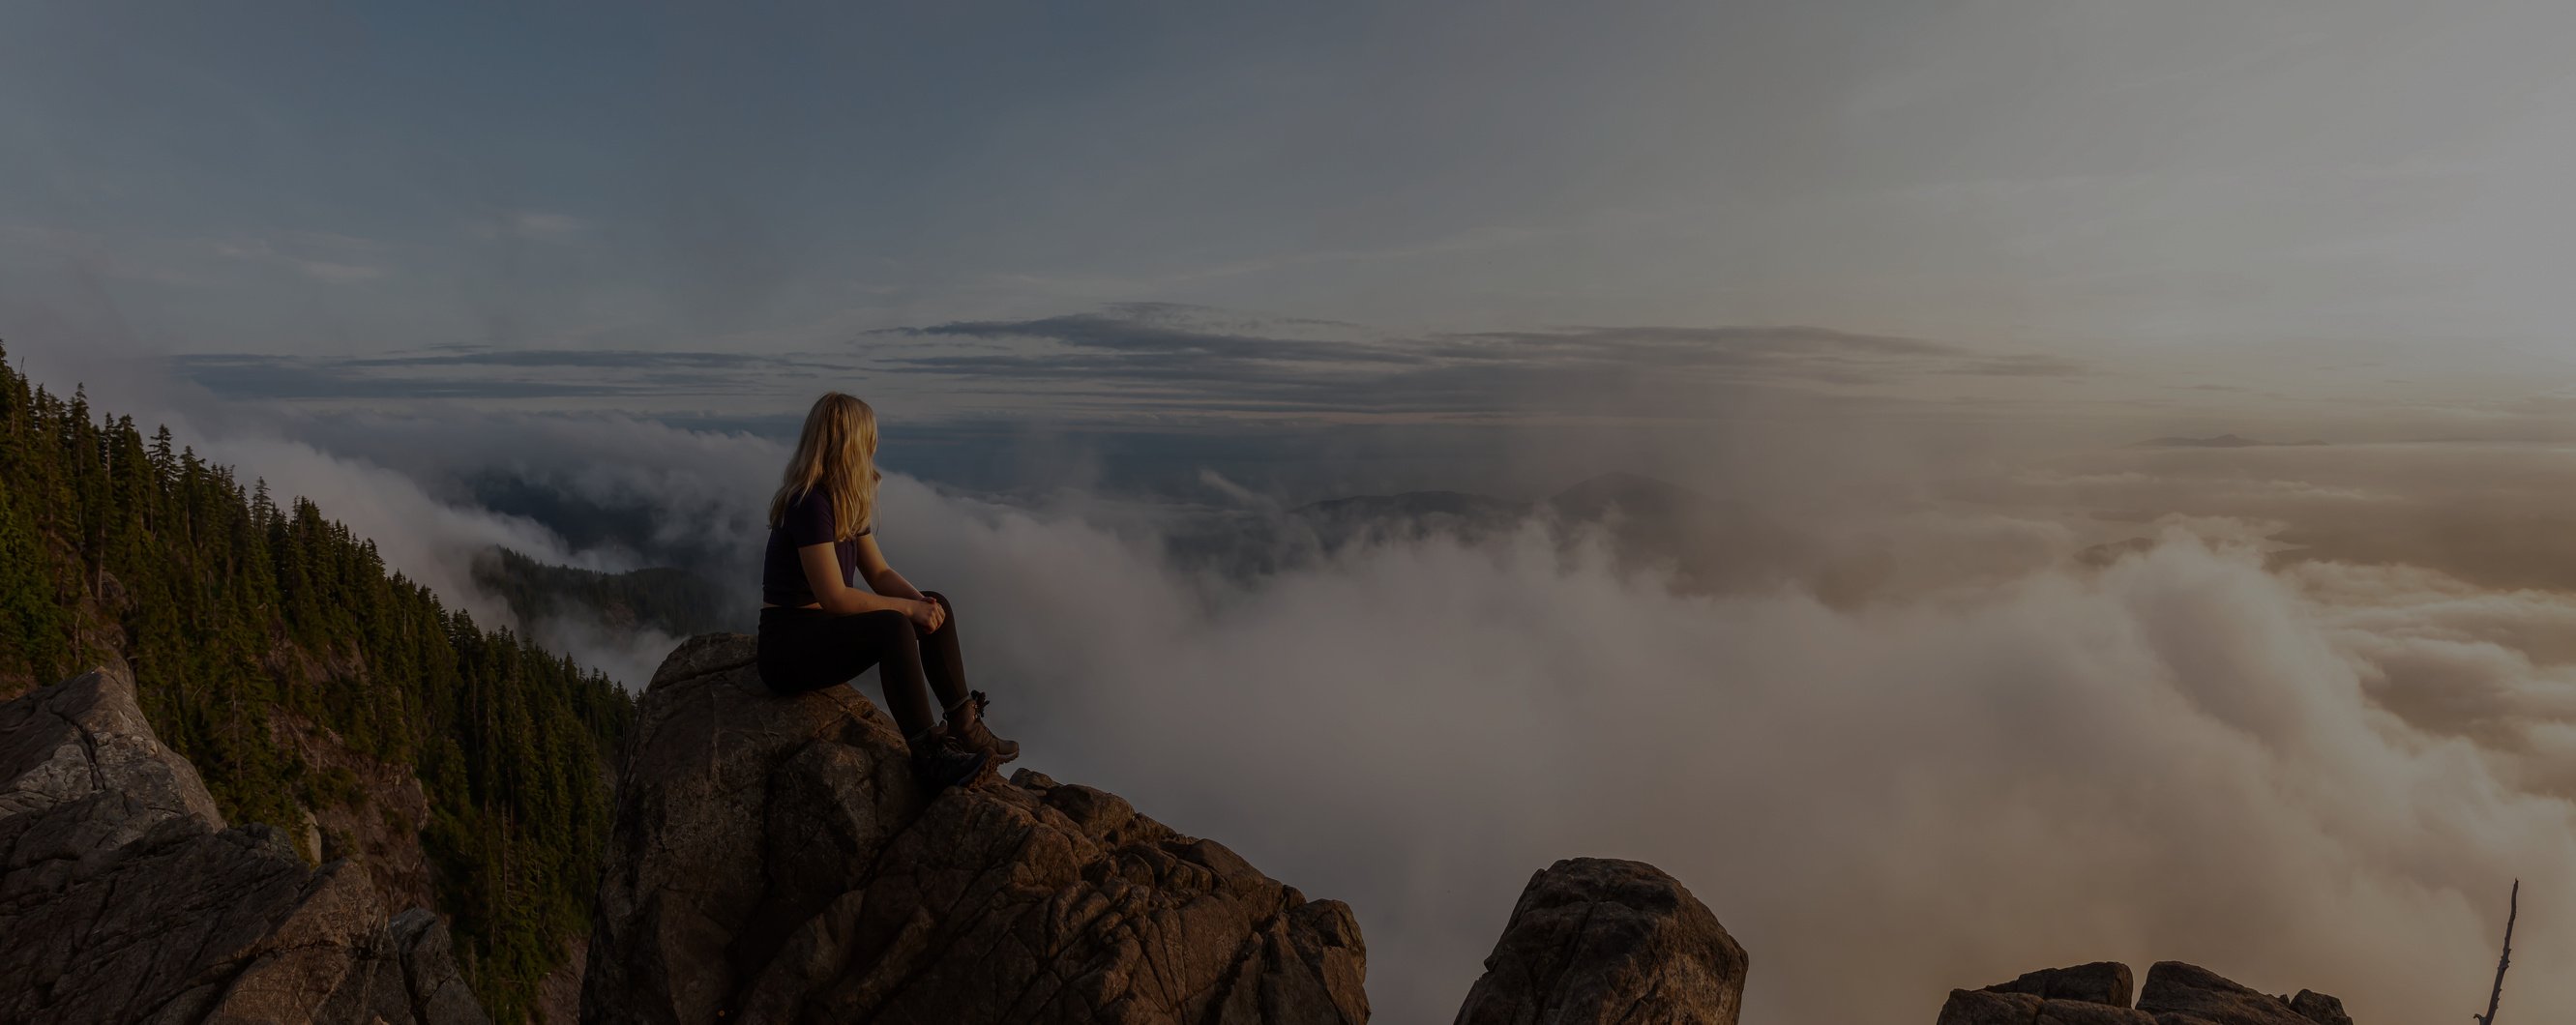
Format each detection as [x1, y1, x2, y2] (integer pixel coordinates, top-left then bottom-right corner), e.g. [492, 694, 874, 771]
[471, 547, 745, 639]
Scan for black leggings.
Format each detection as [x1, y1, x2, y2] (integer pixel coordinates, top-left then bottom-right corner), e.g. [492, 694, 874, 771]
[757, 591, 967, 738]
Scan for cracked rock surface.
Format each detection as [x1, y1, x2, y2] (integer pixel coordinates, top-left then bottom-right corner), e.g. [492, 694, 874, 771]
[1451, 857, 1749, 1025]
[0, 664, 487, 1025]
[2138, 962, 2342, 1025]
[579, 632, 1369, 1025]
[1937, 960, 2355, 1025]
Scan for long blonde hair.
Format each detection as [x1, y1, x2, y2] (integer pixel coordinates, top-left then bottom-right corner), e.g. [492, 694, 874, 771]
[768, 392, 881, 540]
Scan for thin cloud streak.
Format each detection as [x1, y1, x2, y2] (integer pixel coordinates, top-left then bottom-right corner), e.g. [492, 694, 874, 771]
[863, 304, 2089, 419]
[163, 305, 2087, 421]
[165, 350, 862, 401]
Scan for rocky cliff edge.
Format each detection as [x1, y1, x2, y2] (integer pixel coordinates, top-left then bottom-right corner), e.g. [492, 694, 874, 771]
[577, 631, 1369, 1025]
[0, 663, 485, 1025]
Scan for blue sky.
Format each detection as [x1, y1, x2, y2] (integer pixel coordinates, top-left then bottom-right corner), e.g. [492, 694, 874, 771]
[11, 1, 2576, 485]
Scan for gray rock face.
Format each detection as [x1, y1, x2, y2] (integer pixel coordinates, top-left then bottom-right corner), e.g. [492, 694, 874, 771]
[1939, 963, 2152, 1025]
[1451, 857, 1749, 1025]
[579, 632, 1368, 1025]
[0, 659, 222, 838]
[2137, 962, 2333, 1025]
[1939, 989, 2157, 1025]
[1944, 960, 2354, 1025]
[1987, 962, 2136, 1007]
[2287, 990, 2351, 1025]
[0, 664, 487, 1025]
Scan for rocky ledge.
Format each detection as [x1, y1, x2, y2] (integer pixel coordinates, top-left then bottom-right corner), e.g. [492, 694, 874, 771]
[1939, 959, 2353, 1025]
[0, 663, 486, 1025]
[577, 632, 1370, 1024]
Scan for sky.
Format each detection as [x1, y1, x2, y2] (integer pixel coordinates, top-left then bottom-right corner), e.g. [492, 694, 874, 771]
[13, 1, 2576, 461]
[14, 3, 2576, 1023]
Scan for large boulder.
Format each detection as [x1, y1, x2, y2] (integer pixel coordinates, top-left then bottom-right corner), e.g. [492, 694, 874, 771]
[0, 659, 222, 840]
[2286, 990, 2351, 1025]
[579, 632, 1369, 1024]
[0, 664, 486, 1025]
[1451, 857, 1749, 1025]
[1938, 962, 2151, 1025]
[1936, 961, 2354, 1025]
[2138, 962, 2342, 1025]
[1987, 963, 2135, 1007]
[1938, 990, 2155, 1025]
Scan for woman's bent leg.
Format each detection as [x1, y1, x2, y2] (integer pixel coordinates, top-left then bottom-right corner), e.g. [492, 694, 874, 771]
[761, 607, 987, 788]
[918, 591, 1018, 763]
[756, 607, 942, 739]
[841, 609, 938, 737]
[759, 607, 879, 694]
[917, 590, 970, 710]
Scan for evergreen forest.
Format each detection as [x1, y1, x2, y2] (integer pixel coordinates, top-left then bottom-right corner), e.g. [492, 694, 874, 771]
[0, 342, 635, 1022]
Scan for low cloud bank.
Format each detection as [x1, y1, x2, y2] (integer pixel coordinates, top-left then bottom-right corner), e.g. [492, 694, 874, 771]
[881, 485, 2572, 1024]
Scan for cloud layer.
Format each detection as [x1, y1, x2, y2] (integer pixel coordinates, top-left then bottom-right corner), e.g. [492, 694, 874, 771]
[880, 304, 2086, 418]
[872, 484, 2571, 1024]
[160, 303, 2086, 425]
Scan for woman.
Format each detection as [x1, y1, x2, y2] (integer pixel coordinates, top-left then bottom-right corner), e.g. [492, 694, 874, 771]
[755, 392, 1018, 789]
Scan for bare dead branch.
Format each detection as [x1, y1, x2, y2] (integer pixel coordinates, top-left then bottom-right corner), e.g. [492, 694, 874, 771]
[2472, 879, 2517, 1025]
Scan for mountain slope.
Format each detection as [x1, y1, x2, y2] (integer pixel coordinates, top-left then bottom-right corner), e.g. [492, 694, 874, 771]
[471, 547, 742, 638]
[0, 341, 631, 1022]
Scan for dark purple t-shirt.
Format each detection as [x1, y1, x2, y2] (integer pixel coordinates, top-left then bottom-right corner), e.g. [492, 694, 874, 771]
[762, 487, 872, 606]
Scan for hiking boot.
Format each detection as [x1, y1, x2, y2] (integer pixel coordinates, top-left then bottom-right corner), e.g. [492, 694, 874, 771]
[943, 689, 1021, 765]
[907, 731, 992, 790]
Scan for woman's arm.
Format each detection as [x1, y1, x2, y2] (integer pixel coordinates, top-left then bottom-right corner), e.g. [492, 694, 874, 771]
[851, 534, 922, 599]
[851, 534, 945, 630]
[797, 542, 918, 617]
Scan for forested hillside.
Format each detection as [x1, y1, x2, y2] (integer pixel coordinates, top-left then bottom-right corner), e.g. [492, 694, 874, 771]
[0, 342, 634, 1023]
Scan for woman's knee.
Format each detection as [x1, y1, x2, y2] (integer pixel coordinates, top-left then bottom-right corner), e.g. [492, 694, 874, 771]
[921, 590, 958, 629]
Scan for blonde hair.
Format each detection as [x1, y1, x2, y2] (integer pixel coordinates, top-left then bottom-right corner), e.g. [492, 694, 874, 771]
[769, 392, 882, 541]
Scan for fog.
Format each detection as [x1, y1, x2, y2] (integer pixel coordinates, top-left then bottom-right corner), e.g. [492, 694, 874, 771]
[879, 480, 2568, 1023]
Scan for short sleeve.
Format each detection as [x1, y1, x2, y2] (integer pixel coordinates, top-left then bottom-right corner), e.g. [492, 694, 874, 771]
[783, 488, 837, 547]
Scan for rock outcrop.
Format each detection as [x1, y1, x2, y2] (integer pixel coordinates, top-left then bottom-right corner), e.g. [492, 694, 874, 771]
[1939, 960, 2354, 1025]
[579, 632, 1369, 1025]
[1987, 962, 2135, 1007]
[0, 664, 487, 1025]
[2137, 962, 2334, 1025]
[1937, 961, 2152, 1025]
[1451, 857, 1749, 1025]
[2284, 990, 2352, 1025]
